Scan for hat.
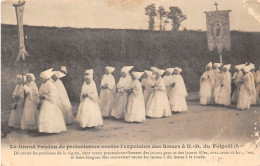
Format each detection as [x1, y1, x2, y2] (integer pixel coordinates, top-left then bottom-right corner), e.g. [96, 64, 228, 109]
[223, 64, 231, 71]
[16, 75, 22, 79]
[144, 70, 153, 77]
[213, 63, 221, 68]
[166, 68, 175, 74]
[26, 73, 35, 81]
[40, 68, 54, 80]
[206, 62, 213, 68]
[156, 69, 165, 76]
[85, 69, 94, 75]
[121, 66, 134, 73]
[249, 63, 255, 70]
[243, 66, 251, 73]
[84, 74, 93, 81]
[105, 66, 115, 73]
[60, 66, 68, 74]
[235, 64, 243, 70]
[151, 67, 158, 72]
[132, 72, 144, 79]
[174, 67, 182, 74]
[55, 71, 66, 79]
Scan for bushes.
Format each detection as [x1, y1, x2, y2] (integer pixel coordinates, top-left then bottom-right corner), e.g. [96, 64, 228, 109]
[1, 24, 260, 110]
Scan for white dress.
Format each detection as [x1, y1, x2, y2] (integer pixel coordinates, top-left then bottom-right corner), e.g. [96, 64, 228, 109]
[76, 81, 103, 128]
[125, 79, 146, 122]
[111, 75, 132, 119]
[169, 74, 188, 112]
[256, 70, 260, 105]
[199, 70, 214, 105]
[141, 77, 154, 105]
[214, 71, 231, 106]
[237, 74, 252, 110]
[212, 69, 221, 103]
[248, 72, 257, 105]
[21, 81, 39, 130]
[146, 76, 171, 118]
[163, 75, 173, 98]
[231, 71, 243, 103]
[8, 85, 25, 129]
[99, 74, 116, 117]
[53, 79, 74, 124]
[38, 79, 67, 133]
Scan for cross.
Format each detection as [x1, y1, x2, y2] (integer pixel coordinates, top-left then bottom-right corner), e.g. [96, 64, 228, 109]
[214, 2, 219, 10]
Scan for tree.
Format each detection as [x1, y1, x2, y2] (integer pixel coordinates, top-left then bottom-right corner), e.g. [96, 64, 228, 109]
[163, 20, 169, 31]
[167, 7, 187, 31]
[157, 6, 167, 31]
[145, 4, 157, 31]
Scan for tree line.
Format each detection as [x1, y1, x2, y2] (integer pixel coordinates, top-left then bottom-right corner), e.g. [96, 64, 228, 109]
[145, 4, 187, 31]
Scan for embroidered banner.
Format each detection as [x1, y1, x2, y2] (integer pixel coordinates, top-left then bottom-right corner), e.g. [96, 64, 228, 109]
[13, 1, 28, 61]
[206, 10, 231, 54]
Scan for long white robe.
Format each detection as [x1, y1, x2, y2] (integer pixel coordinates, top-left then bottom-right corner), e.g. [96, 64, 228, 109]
[21, 81, 39, 130]
[237, 74, 252, 110]
[248, 72, 257, 105]
[146, 76, 171, 118]
[212, 69, 221, 103]
[141, 77, 154, 105]
[53, 79, 74, 124]
[231, 71, 243, 103]
[38, 79, 66, 133]
[99, 74, 116, 117]
[125, 79, 146, 122]
[111, 75, 132, 119]
[256, 70, 260, 105]
[214, 71, 231, 106]
[199, 70, 214, 105]
[163, 75, 173, 98]
[76, 81, 103, 128]
[8, 84, 25, 128]
[169, 74, 188, 112]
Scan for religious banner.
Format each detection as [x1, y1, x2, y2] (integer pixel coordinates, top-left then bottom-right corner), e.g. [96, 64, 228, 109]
[206, 10, 231, 54]
[13, 1, 28, 61]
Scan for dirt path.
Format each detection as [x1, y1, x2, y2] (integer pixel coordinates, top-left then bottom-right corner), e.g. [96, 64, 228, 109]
[2, 102, 260, 146]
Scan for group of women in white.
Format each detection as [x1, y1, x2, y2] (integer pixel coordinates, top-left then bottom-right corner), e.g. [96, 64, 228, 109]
[200, 62, 260, 109]
[8, 65, 188, 134]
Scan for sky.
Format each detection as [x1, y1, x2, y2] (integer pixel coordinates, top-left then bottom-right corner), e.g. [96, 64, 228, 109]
[1, 0, 260, 31]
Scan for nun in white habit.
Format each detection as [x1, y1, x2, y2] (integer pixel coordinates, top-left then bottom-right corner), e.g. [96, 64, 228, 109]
[146, 68, 171, 118]
[212, 63, 222, 103]
[169, 67, 188, 112]
[21, 73, 39, 130]
[8, 75, 25, 129]
[111, 66, 133, 119]
[200, 62, 214, 105]
[76, 74, 103, 128]
[231, 64, 244, 103]
[52, 71, 74, 125]
[99, 66, 116, 117]
[214, 64, 232, 106]
[38, 68, 66, 133]
[163, 68, 175, 98]
[125, 72, 146, 123]
[237, 66, 253, 110]
[141, 70, 155, 105]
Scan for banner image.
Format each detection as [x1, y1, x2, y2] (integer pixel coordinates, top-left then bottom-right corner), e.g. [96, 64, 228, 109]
[206, 10, 231, 54]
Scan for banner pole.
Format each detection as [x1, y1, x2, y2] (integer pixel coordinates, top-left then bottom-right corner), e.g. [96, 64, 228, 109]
[220, 54, 223, 64]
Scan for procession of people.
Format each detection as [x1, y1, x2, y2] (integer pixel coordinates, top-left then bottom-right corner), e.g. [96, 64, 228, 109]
[200, 62, 260, 110]
[7, 62, 260, 134]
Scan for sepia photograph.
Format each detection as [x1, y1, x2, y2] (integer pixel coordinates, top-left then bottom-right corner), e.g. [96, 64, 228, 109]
[1, 0, 260, 165]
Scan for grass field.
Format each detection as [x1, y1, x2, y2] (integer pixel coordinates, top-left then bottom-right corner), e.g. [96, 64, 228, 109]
[1, 24, 260, 110]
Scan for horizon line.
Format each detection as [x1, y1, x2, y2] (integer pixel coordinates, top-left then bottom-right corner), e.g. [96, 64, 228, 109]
[2, 23, 260, 33]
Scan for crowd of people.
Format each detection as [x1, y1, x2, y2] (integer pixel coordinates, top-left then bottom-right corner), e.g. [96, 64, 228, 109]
[7, 66, 188, 134]
[200, 62, 260, 109]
